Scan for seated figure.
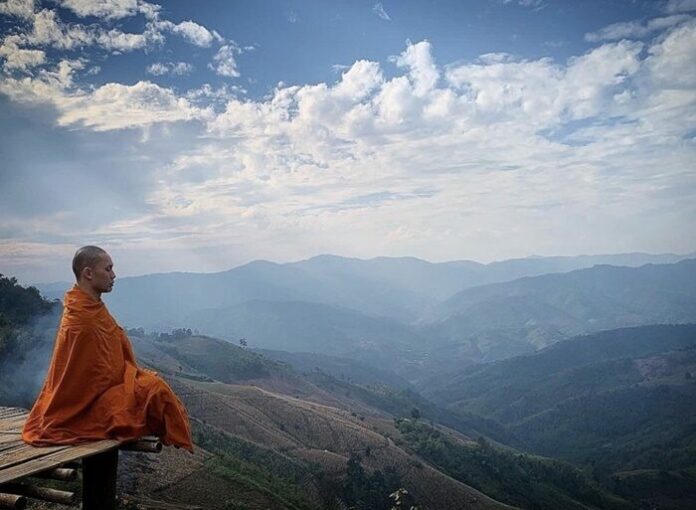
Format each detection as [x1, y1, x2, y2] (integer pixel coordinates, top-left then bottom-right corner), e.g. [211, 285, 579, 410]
[22, 246, 193, 452]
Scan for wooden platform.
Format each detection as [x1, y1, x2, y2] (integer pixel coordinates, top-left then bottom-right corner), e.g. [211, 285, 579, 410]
[0, 407, 120, 485]
[0, 406, 163, 509]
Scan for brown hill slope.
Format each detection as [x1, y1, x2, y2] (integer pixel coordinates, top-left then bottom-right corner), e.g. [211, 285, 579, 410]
[125, 334, 516, 510]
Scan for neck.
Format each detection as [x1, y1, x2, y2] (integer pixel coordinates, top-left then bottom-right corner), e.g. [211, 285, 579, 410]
[76, 281, 101, 302]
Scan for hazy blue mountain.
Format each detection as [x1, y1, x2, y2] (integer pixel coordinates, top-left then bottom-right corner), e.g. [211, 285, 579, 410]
[180, 299, 430, 370]
[481, 252, 692, 286]
[422, 259, 696, 362]
[255, 348, 413, 389]
[36, 252, 695, 330]
[425, 324, 696, 412]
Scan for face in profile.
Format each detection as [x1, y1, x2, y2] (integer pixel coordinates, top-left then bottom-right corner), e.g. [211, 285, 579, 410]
[88, 253, 116, 294]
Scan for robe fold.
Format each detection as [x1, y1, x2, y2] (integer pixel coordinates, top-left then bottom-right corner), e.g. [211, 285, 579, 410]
[22, 285, 193, 452]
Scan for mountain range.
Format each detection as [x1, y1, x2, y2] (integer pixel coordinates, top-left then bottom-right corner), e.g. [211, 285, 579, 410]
[36, 254, 696, 377]
[4, 263, 696, 509]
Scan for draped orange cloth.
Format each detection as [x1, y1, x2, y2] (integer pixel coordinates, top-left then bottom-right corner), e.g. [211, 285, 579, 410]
[22, 285, 193, 452]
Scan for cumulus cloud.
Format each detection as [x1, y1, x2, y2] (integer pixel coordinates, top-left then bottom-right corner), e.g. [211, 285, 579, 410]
[59, 0, 160, 20]
[158, 19, 222, 47]
[211, 44, 240, 77]
[394, 40, 439, 96]
[181, 27, 694, 264]
[14, 8, 158, 51]
[0, 3, 222, 68]
[445, 40, 643, 124]
[147, 61, 193, 76]
[0, 0, 34, 19]
[0, 60, 207, 131]
[59, 81, 205, 130]
[585, 15, 691, 42]
[0, 35, 45, 71]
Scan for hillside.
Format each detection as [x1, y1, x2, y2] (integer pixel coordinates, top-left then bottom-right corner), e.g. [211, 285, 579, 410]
[424, 324, 696, 509]
[0, 281, 518, 509]
[422, 259, 696, 362]
[256, 348, 413, 389]
[180, 299, 429, 366]
[128, 331, 645, 509]
[127, 332, 518, 509]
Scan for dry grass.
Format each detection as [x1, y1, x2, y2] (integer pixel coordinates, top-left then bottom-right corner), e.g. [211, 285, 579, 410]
[124, 336, 516, 509]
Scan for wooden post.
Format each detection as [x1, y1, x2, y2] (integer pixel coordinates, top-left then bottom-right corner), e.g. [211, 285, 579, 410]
[82, 449, 118, 510]
[0, 493, 26, 509]
[32, 467, 78, 482]
[0, 484, 75, 505]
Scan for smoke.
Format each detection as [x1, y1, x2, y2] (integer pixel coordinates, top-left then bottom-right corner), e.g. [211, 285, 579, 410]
[0, 307, 61, 408]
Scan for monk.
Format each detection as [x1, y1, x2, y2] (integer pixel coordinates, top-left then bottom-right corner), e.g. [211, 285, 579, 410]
[22, 246, 193, 452]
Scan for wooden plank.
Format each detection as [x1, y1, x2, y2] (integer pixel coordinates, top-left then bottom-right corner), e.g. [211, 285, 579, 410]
[0, 443, 23, 455]
[0, 440, 119, 485]
[0, 410, 27, 421]
[0, 437, 19, 446]
[0, 444, 68, 471]
[0, 418, 26, 433]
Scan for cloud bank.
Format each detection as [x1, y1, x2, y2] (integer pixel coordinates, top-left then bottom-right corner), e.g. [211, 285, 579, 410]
[0, 6, 695, 282]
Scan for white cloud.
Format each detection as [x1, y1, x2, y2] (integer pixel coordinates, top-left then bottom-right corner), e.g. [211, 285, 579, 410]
[394, 40, 439, 96]
[147, 61, 193, 76]
[585, 15, 691, 42]
[146, 62, 169, 76]
[25, 9, 92, 49]
[211, 44, 240, 77]
[333, 60, 383, 100]
[445, 40, 642, 124]
[185, 83, 244, 102]
[59, 81, 205, 130]
[161, 19, 222, 47]
[0, 0, 34, 19]
[1, 5, 219, 60]
[665, 0, 696, 13]
[0, 60, 208, 131]
[644, 19, 696, 88]
[502, 0, 545, 8]
[183, 29, 694, 263]
[59, 0, 159, 20]
[372, 2, 391, 21]
[2, 21, 695, 274]
[0, 35, 45, 71]
[18, 8, 156, 51]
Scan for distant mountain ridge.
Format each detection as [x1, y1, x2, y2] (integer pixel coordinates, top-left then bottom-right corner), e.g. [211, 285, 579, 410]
[420, 259, 696, 363]
[35, 254, 696, 375]
[36, 252, 694, 325]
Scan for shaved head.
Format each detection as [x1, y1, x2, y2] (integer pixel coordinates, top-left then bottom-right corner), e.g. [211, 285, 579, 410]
[72, 245, 108, 281]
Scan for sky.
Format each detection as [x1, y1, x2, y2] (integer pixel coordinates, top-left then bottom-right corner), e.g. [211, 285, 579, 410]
[0, 0, 695, 284]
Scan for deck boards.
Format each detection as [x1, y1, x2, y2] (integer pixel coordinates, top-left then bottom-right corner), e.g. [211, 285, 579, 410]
[0, 407, 120, 485]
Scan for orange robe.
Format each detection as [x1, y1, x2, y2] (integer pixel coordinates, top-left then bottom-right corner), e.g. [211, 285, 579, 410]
[22, 285, 193, 452]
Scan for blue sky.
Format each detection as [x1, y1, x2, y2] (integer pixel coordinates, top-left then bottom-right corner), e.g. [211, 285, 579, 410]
[1, 0, 695, 283]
